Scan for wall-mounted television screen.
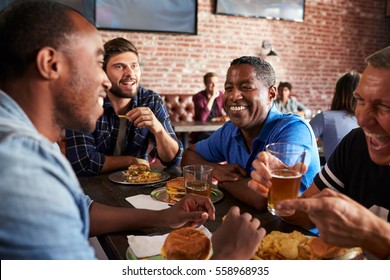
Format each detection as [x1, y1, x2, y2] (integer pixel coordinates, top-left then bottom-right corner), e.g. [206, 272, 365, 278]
[95, 0, 198, 34]
[0, 0, 95, 24]
[0, 0, 197, 35]
[215, 0, 305, 22]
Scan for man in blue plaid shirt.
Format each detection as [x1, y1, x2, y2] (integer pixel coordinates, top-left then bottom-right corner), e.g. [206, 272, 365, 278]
[66, 38, 183, 176]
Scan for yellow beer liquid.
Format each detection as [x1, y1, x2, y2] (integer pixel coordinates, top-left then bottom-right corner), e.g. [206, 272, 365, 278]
[185, 180, 211, 197]
[268, 169, 301, 215]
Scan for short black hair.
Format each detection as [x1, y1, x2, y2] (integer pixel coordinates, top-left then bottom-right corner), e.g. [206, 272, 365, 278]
[230, 56, 276, 88]
[277, 82, 292, 91]
[0, 0, 77, 82]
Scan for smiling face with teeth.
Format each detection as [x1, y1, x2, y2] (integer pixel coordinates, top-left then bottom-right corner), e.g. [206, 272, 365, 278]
[105, 51, 141, 99]
[223, 63, 276, 134]
[354, 64, 390, 165]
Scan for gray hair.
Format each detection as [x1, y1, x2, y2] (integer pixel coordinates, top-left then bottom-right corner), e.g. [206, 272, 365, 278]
[365, 46, 390, 68]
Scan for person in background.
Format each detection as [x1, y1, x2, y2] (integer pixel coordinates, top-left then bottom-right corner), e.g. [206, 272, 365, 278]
[310, 70, 360, 161]
[250, 47, 390, 259]
[0, 0, 264, 260]
[182, 56, 320, 210]
[193, 72, 226, 122]
[66, 37, 183, 176]
[191, 72, 227, 142]
[274, 81, 311, 118]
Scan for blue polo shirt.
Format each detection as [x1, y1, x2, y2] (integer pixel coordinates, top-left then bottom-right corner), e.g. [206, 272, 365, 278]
[196, 105, 320, 192]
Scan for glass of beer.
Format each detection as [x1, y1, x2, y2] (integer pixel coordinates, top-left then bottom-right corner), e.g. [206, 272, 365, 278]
[183, 165, 213, 198]
[266, 143, 306, 216]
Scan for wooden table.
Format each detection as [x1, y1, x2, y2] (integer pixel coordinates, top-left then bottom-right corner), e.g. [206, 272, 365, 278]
[172, 121, 225, 148]
[79, 170, 316, 260]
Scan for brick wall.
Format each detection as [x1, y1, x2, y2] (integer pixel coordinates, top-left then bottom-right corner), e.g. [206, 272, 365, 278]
[99, 0, 390, 112]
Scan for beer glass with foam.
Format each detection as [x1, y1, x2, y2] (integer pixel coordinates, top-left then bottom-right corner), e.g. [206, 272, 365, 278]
[266, 143, 306, 216]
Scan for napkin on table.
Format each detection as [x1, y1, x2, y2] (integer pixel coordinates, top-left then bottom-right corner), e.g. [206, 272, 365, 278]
[125, 194, 170, 210]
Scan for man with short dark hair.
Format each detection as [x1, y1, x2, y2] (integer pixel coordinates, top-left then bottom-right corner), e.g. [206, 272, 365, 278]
[66, 37, 183, 176]
[182, 56, 320, 210]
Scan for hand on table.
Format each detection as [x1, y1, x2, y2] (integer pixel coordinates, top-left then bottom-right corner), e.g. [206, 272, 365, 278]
[163, 193, 215, 228]
[211, 206, 266, 260]
[213, 163, 247, 182]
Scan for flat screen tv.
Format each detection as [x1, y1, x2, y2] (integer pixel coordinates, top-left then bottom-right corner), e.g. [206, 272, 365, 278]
[0, 0, 95, 24]
[215, 0, 305, 22]
[95, 0, 198, 34]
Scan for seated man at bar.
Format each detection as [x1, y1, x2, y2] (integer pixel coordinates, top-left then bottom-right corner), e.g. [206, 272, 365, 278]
[182, 56, 321, 210]
[191, 72, 227, 142]
[249, 46, 390, 259]
[0, 1, 264, 260]
[66, 37, 183, 176]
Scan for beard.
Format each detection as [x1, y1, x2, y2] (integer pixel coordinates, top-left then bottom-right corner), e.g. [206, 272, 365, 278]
[109, 83, 138, 99]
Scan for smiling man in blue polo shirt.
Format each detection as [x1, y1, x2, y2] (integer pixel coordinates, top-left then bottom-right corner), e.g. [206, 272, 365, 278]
[182, 56, 320, 210]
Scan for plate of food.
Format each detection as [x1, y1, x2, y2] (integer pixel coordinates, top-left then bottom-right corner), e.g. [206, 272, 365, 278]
[150, 177, 224, 205]
[252, 230, 364, 260]
[108, 164, 170, 185]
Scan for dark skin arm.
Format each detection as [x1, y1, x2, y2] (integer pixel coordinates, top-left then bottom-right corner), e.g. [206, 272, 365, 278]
[89, 194, 215, 236]
[219, 179, 267, 210]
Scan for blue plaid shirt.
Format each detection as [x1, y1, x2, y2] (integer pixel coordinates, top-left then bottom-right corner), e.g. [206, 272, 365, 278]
[66, 86, 183, 176]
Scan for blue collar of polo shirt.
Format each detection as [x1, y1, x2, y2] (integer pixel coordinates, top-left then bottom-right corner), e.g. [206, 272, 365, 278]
[257, 104, 283, 142]
[230, 104, 281, 150]
[231, 104, 282, 140]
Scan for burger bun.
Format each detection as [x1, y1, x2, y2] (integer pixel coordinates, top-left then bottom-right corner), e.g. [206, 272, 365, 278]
[161, 227, 212, 260]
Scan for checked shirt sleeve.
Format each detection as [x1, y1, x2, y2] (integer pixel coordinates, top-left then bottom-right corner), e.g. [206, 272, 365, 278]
[65, 129, 105, 176]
